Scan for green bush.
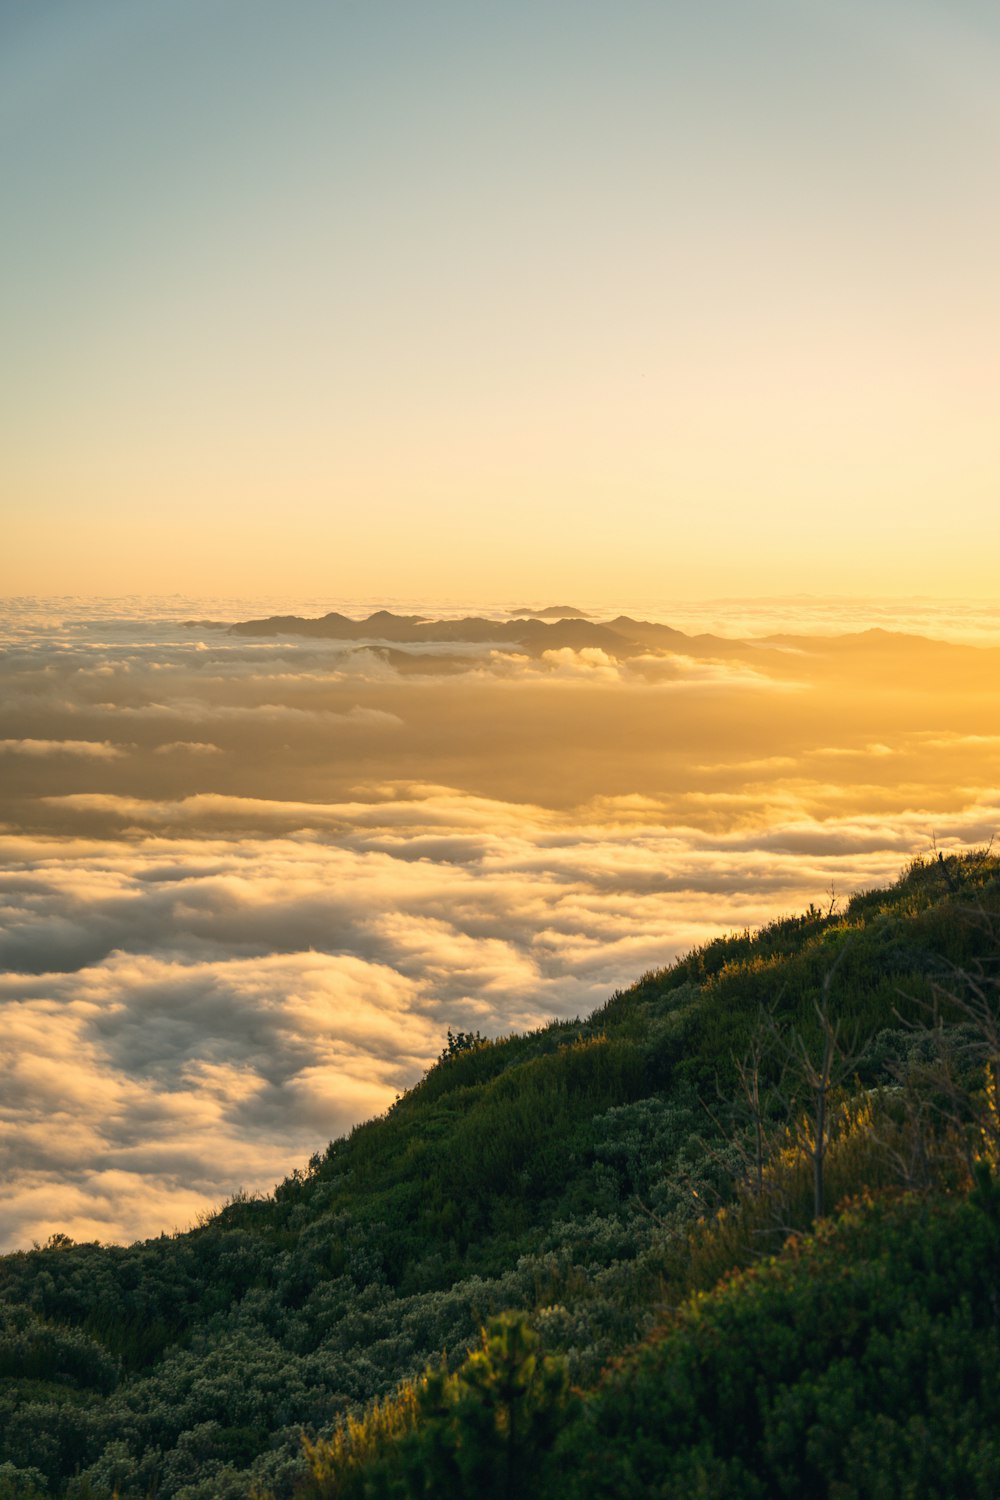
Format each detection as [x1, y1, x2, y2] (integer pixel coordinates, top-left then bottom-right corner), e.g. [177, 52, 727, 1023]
[552, 1186, 1000, 1499]
[302, 1313, 573, 1500]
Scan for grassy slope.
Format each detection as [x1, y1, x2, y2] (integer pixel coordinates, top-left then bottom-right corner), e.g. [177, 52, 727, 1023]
[0, 853, 998, 1498]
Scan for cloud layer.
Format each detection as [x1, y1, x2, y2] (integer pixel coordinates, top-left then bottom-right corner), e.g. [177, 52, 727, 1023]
[2, 601, 998, 1249]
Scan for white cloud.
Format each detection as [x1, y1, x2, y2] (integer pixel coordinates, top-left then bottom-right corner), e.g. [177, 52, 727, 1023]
[0, 738, 128, 759]
[539, 647, 622, 680]
[807, 742, 896, 758]
[153, 740, 224, 755]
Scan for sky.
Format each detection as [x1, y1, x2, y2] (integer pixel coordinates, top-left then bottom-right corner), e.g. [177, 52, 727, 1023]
[3, 0, 999, 599]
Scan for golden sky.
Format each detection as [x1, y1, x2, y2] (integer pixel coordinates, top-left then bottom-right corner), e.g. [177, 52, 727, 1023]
[3, 1, 999, 599]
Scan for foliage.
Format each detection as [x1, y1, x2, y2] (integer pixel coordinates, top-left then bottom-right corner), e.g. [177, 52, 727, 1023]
[302, 1313, 572, 1499]
[550, 1184, 1000, 1499]
[0, 851, 998, 1496]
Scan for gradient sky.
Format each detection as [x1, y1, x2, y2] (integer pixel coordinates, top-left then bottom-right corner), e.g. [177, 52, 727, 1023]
[3, 0, 998, 599]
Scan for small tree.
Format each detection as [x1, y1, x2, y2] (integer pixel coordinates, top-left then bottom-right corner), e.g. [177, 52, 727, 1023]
[700, 977, 865, 1226]
[697, 1007, 784, 1204]
[302, 1314, 572, 1500]
[769, 958, 866, 1222]
[441, 1028, 486, 1061]
[403, 1314, 571, 1500]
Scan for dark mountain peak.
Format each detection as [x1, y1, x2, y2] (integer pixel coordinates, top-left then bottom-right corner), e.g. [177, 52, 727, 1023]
[602, 617, 750, 657]
[228, 613, 316, 636]
[606, 614, 688, 639]
[509, 604, 592, 619]
[511, 617, 630, 652]
[363, 610, 430, 626]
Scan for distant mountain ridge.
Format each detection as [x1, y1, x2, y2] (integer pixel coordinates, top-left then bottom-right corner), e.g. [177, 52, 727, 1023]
[218, 610, 1000, 669]
[225, 609, 750, 659]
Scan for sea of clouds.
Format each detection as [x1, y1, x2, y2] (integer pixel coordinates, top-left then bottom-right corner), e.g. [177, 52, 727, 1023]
[1, 597, 998, 1249]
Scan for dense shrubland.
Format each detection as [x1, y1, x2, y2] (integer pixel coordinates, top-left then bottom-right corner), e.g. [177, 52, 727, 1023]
[300, 1182, 1000, 1500]
[1, 851, 998, 1498]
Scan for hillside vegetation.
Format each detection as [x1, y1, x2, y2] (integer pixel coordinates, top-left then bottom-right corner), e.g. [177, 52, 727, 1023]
[1, 852, 998, 1498]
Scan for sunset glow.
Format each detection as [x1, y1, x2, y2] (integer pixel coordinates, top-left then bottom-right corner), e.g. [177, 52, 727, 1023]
[3, 1, 999, 599]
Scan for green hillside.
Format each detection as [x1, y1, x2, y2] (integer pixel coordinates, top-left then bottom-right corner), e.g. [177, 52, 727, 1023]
[1, 852, 998, 1498]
